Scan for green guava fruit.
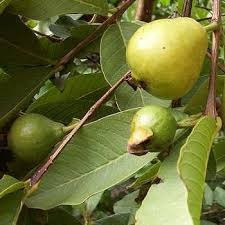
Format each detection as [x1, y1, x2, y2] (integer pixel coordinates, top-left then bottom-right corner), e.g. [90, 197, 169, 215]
[126, 17, 208, 100]
[128, 105, 177, 155]
[8, 113, 65, 165]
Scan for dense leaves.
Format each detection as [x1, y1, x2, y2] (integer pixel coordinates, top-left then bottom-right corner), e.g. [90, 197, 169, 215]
[1, 0, 225, 225]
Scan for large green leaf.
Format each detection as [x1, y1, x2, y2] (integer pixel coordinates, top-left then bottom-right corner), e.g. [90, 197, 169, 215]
[101, 22, 139, 84]
[135, 142, 193, 225]
[0, 190, 25, 225]
[0, 13, 53, 66]
[135, 117, 218, 225]
[0, 66, 52, 129]
[0, 175, 25, 199]
[0, 0, 11, 14]
[27, 73, 115, 124]
[178, 116, 218, 225]
[100, 22, 170, 110]
[9, 0, 108, 20]
[26, 109, 156, 209]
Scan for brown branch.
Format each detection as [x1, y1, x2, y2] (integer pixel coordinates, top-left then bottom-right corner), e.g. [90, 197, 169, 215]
[204, 0, 221, 117]
[30, 71, 131, 186]
[135, 0, 154, 22]
[206, 51, 225, 73]
[56, 0, 136, 67]
[182, 0, 193, 17]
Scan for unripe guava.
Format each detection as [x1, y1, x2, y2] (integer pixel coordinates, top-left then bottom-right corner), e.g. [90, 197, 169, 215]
[128, 105, 177, 155]
[126, 17, 208, 99]
[8, 113, 65, 165]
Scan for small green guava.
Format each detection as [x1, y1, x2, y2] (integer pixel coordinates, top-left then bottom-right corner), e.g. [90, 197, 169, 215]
[127, 105, 177, 155]
[8, 113, 66, 165]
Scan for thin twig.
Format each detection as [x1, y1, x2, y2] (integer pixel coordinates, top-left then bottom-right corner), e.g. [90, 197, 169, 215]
[56, 0, 136, 67]
[30, 72, 131, 186]
[135, 0, 154, 22]
[33, 30, 63, 42]
[204, 0, 221, 117]
[206, 51, 225, 73]
[182, 0, 193, 17]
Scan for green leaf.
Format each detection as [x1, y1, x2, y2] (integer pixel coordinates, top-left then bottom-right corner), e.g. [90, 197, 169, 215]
[129, 160, 161, 189]
[135, 117, 218, 225]
[178, 116, 218, 225]
[203, 184, 213, 208]
[115, 85, 171, 110]
[9, 0, 108, 20]
[43, 23, 100, 61]
[114, 191, 139, 225]
[93, 213, 130, 225]
[27, 73, 117, 124]
[135, 142, 193, 225]
[101, 22, 139, 84]
[100, 22, 171, 110]
[26, 109, 156, 209]
[47, 208, 82, 225]
[185, 76, 224, 114]
[0, 190, 25, 225]
[114, 191, 139, 214]
[0, 175, 25, 199]
[0, 13, 53, 67]
[85, 192, 103, 215]
[213, 137, 225, 172]
[0, 0, 11, 14]
[0, 66, 52, 129]
[214, 187, 225, 208]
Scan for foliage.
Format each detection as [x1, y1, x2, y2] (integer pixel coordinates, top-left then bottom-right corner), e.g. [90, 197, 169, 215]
[0, 0, 225, 225]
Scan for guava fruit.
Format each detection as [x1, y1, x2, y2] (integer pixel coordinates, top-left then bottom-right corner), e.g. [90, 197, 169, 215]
[126, 17, 208, 99]
[8, 113, 65, 165]
[128, 105, 177, 155]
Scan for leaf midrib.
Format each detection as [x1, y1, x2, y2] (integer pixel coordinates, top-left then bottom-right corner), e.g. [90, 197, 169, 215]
[0, 37, 54, 65]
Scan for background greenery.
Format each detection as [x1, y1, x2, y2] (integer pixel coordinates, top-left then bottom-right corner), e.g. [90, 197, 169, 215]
[0, 0, 225, 225]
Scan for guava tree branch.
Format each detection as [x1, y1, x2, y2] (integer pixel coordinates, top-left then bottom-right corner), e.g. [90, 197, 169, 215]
[30, 71, 131, 186]
[204, 0, 221, 117]
[56, 0, 136, 67]
[206, 51, 225, 73]
[135, 0, 154, 22]
[182, 0, 193, 17]
[29, 0, 136, 186]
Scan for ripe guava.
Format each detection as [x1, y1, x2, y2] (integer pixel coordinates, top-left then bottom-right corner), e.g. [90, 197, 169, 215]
[126, 17, 208, 99]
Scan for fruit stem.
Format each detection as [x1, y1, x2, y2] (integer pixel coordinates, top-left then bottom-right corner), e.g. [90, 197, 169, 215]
[177, 113, 202, 128]
[63, 123, 79, 133]
[204, 22, 220, 32]
[127, 127, 154, 156]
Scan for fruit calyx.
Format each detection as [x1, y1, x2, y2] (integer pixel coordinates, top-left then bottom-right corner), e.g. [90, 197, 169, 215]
[127, 127, 153, 156]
